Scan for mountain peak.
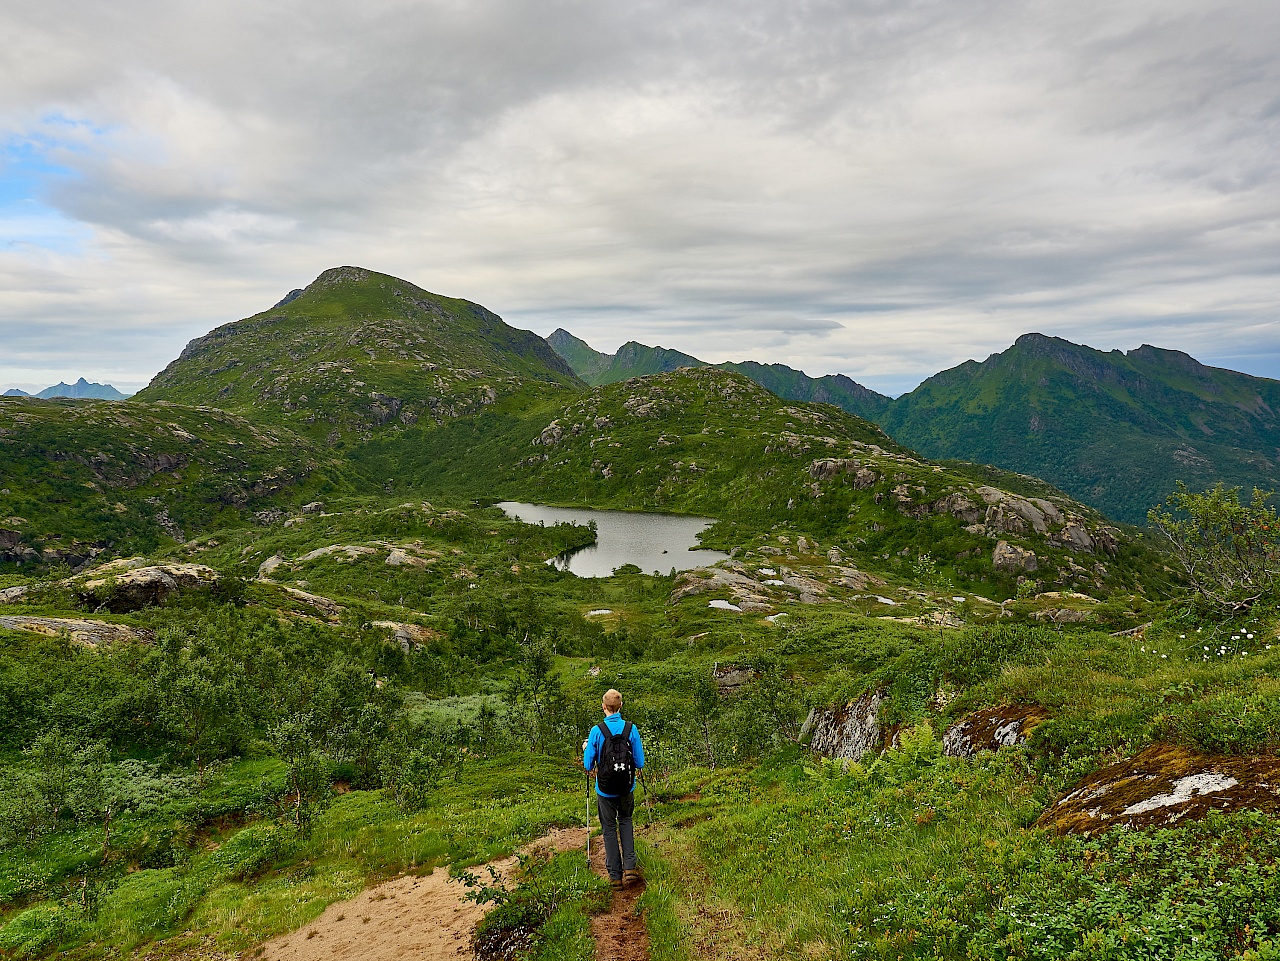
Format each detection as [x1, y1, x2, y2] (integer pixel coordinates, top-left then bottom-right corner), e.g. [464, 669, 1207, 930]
[136, 267, 580, 440]
[34, 379, 129, 400]
[1010, 332, 1084, 354]
[309, 265, 375, 289]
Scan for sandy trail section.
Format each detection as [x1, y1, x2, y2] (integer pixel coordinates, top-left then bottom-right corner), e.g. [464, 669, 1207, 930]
[254, 828, 587, 961]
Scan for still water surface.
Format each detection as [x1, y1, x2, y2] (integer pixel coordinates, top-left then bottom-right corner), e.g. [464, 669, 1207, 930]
[497, 502, 730, 577]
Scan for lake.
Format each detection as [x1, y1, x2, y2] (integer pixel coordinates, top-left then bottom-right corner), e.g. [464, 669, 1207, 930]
[496, 502, 731, 578]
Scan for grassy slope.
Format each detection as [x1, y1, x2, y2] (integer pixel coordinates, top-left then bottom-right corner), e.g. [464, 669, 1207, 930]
[2, 552, 1277, 957]
[879, 334, 1280, 524]
[0, 397, 345, 558]
[0, 475, 1275, 958]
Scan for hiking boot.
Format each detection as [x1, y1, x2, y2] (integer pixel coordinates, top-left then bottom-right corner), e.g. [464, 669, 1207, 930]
[623, 869, 642, 887]
[610, 878, 624, 891]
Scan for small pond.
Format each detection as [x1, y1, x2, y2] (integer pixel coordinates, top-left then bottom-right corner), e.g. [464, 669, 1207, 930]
[496, 502, 730, 578]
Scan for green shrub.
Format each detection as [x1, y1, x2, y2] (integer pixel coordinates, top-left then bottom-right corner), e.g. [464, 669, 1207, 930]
[93, 867, 201, 947]
[0, 903, 80, 957]
[204, 824, 293, 883]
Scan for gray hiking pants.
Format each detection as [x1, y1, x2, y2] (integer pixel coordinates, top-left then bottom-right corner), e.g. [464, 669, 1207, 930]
[596, 790, 636, 881]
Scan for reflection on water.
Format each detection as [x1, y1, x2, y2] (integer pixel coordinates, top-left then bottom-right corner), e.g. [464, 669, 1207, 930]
[496, 502, 730, 578]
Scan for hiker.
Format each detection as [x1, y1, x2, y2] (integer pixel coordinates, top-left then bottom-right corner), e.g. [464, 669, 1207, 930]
[583, 688, 645, 890]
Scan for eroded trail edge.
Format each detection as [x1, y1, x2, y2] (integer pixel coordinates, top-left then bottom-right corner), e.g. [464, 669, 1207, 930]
[254, 828, 587, 961]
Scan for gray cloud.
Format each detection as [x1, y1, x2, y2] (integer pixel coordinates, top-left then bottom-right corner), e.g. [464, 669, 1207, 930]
[1, 0, 1278, 396]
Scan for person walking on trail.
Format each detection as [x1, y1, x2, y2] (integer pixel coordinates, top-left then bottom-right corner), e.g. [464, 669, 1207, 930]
[583, 688, 645, 891]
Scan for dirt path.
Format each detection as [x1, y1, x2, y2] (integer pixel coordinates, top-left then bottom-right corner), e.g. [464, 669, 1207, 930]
[588, 831, 651, 961]
[252, 828, 586, 961]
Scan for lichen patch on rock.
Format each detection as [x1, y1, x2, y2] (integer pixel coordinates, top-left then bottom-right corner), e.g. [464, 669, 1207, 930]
[941, 704, 1048, 758]
[1040, 744, 1280, 834]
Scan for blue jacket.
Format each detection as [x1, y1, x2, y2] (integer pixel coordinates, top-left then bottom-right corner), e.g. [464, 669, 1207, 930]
[583, 713, 645, 797]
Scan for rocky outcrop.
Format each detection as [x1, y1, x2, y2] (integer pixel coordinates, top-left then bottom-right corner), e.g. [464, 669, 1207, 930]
[1039, 745, 1280, 834]
[828, 566, 885, 590]
[77, 563, 220, 612]
[930, 493, 984, 525]
[385, 548, 428, 567]
[801, 690, 884, 762]
[669, 568, 775, 612]
[942, 705, 1048, 758]
[0, 616, 154, 647]
[992, 540, 1038, 573]
[370, 620, 439, 652]
[296, 544, 377, 563]
[779, 573, 827, 604]
[281, 586, 343, 619]
[1031, 608, 1094, 623]
[533, 421, 564, 446]
[258, 554, 286, 577]
[0, 528, 39, 564]
[712, 663, 756, 695]
[807, 458, 879, 488]
[973, 487, 1062, 534]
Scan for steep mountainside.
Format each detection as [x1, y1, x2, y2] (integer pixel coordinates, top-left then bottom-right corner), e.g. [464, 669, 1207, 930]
[879, 333, 1280, 523]
[546, 328, 890, 418]
[138, 267, 582, 445]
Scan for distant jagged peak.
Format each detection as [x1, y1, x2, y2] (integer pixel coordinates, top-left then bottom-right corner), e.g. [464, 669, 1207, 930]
[273, 288, 304, 309]
[34, 378, 130, 400]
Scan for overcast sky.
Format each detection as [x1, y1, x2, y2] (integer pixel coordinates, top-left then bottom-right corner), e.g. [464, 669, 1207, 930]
[2, 0, 1278, 396]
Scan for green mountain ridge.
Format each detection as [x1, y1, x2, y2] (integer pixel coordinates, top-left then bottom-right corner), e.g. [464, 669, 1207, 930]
[545, 328, 891, 419]
[880, 332, 1280, 524]
[2, 269, 1154, 596]
[138, 266, 582, 444]
[549, 327, 1280, 525]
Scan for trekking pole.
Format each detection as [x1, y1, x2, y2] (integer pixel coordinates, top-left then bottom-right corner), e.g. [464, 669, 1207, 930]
[585, 772, 592, 865]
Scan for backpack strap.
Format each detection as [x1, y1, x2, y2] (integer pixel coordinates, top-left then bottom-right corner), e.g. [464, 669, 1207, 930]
[597, 720, 611, 740]
[620, 721, 632, 741]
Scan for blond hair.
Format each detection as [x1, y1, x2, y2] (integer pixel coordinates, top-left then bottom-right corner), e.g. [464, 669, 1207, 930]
[602, 689, 622, 713]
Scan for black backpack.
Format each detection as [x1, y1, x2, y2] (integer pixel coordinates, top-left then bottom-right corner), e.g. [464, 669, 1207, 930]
[596, 720, 636, 795]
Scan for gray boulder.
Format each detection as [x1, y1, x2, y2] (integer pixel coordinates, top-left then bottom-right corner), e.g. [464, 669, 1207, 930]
[992, 540, 1038, 574]
[802, 690, 885, 762]
[77, 563, 220, 612]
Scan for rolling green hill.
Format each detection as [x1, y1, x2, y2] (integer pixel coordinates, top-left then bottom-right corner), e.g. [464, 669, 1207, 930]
[0, 397, 343, 562]
[879, 333, 1280, 524]
[138, 267, 582, 445]
[356, 366, 1154, 596]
